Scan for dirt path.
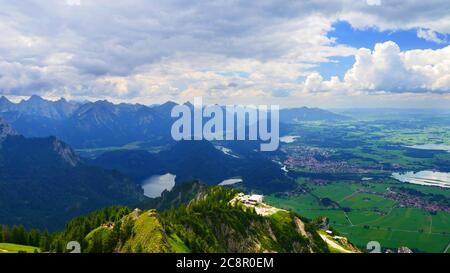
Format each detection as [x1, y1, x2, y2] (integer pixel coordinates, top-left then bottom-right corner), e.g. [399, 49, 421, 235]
[338, 190, 361, 203]
[319, 233, 352, 253]
[344, 211, 354, 226]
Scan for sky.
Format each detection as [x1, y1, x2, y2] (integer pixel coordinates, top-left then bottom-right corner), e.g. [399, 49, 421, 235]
[0, 0, 450, 108]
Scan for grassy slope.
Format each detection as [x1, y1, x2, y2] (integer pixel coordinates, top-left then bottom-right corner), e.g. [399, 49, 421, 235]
[120, 210, 174, 253]
[0, 243, 40, 253]
[159, 186, 330, 253]
[80, 186, 332, 253]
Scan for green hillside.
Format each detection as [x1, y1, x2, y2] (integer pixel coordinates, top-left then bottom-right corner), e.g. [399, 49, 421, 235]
[0, 243, 40, 253]
[47, 183, 356, 253]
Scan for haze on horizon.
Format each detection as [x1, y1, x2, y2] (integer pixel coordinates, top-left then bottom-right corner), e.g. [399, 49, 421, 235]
[0, 0, 450, 108]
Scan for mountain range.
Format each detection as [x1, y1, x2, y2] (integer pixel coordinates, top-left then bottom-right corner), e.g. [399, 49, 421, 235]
[0, 95, 349, 149]
[0, 116, 290, 231]
[0, 95, 348, 231]
[0, 117, 145, 230]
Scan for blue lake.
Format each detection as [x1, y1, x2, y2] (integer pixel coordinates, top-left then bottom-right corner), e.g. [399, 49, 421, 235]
[141, 173, 176, 198]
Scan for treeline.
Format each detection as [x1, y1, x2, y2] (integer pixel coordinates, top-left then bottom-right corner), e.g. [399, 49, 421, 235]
[49, 206, 131, 252]
[0, 224, 51, 251]
[0, 206, 131, 253]
[0, 184, 332, 253]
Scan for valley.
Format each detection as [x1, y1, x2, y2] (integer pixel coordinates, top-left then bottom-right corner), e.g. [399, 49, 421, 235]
[0, 97, 449, 253]
[265, 111, 450, 253]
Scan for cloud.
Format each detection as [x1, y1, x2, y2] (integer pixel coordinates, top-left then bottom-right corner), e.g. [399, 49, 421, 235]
[303, 41, 450, 94]
[66, 0, 81, 6]
[417, 29, 446, 44]
[339, 0, 450, 34]
[0, 1, 449, 105]
[366, 0, 381, 6]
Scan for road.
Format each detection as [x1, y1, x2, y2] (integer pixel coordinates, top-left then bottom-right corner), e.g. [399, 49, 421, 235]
[444, 242, 450, 253]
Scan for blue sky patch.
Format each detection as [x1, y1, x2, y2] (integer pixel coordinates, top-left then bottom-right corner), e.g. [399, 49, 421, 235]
[313, 56, 355, 81]
[329, 21, 448, 51]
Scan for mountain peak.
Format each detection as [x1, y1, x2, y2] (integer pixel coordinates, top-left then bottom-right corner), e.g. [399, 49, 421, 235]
[151, 101, 178, 112]
[183, 101, 194, 108]
[0, 96, 13, 110]
[0, 95, 11, 102]
[28, 94, 46, 102]
[163, 100, 177, 105]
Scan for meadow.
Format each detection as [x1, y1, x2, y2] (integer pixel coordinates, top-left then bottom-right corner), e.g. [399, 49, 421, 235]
[0, 243, 40, 253]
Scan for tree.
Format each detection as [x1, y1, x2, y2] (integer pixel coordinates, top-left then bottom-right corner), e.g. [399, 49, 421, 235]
[2, 225, 11, 243]
[135, 243, 143, 253]
[39, 230, 51, 252]
[28, 229, 41, 247]
[90, 235, 104, 253]
[11, 225, 28, 245]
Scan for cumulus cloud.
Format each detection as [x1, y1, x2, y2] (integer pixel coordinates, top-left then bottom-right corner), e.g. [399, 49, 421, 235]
[303, 41, 450, 94]
[0, 0, 449, 104]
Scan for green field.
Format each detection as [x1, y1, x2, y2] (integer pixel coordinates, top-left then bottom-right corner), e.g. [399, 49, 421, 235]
[0, 243, 40, 253]
[275, 116, 450, 253]
[266, 181, 450, 253]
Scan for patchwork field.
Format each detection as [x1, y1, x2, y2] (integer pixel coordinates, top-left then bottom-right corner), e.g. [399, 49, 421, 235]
[266, 180, 450, 253]
[272, 116, 450, 253]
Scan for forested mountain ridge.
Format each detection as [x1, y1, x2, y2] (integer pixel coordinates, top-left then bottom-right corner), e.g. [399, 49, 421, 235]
[45, 183, 358, 253]
[0, 118, 146, 230]
[92, 140, 295, 193]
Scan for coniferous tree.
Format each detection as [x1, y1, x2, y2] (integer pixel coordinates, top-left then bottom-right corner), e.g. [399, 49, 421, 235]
[90, 235, 103, 253]
[11, 225, 28, 245]
[28, 229, 41, 247]
[39, 230, 51, 252]
[2, 225, 10, 243]
[0, 225, 3, 243]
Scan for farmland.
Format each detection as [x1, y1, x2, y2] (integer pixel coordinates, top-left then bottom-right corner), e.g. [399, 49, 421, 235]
[268, 112, 450, 253]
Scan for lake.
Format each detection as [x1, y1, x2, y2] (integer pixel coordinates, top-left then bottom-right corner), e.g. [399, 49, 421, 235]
[219, 178, 243, 186]
[141, 173, 176, 198]
[405, 144, 450, 152]
[280, 135, 300, 143]
[392, 171, 450, 188]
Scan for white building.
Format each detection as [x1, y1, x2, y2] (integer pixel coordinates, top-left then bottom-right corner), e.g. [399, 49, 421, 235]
[249, 194, 264, 203]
